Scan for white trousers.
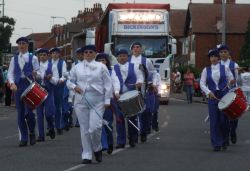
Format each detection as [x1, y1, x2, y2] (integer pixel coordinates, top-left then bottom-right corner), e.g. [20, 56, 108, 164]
[74, 92, 105, 160]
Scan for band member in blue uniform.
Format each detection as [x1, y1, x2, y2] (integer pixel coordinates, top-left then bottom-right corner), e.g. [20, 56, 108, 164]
[67, 45, 112, 164]
[36, 48, 58, 141]
[200, 49, 235, 151]
[152, 72, 161, 132]
[7, 37, 39, 147]
[218, 44, 239, 144]
[128, 42, 157, 142]
[114, 49, 143, 147]
[50, 47, 67, 135]
[96, 53, 120, 154]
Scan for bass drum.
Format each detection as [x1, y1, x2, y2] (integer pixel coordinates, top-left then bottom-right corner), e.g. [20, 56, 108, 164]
[118, 90, 145, 117]
[218, 92, 248, 120]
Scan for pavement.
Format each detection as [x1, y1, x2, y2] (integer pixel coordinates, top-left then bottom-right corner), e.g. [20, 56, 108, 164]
[171, 92, 207, 104]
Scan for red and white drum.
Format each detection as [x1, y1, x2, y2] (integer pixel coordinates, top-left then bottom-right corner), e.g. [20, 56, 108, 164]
[21, 82, 48, 109]
[218, 91, 248, 120]
[233, 87, 247, 101]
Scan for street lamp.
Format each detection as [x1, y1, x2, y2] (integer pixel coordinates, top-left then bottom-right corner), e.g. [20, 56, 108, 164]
[51, 16, 67, 24]
[21, 27, 34, 34]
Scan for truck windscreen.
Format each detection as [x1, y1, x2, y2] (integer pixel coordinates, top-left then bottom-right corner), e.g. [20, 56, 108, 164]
[114, 37, 168, 58]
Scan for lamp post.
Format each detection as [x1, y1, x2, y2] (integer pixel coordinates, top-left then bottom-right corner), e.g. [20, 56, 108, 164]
[51, 16, 68, 57]
[21, 27, 34, 34]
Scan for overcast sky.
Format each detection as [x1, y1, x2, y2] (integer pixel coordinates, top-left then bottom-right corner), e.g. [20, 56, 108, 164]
[3, 0, 250, 44]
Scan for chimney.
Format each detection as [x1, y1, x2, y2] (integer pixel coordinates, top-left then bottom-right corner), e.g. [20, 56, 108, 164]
[214, 0, 222, 4]
[226, 0, 235, 4]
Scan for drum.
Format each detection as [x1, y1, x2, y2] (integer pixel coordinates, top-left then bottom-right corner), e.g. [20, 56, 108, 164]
[233, 87, 246, 101]
[118, 90, 145, 117]
[21, 82, 48, 109]
[218, 92, 248, 120]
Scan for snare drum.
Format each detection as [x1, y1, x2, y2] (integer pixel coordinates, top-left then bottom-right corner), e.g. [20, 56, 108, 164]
[21, 82, 48, 109]
[218, 92, 248, 120]
[233, 87, 246, 101]
[118, 90, 145, 117]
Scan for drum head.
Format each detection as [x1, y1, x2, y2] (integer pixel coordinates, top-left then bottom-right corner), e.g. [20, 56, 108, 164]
[218, 92, 236, 110]
[119, 90, 139, 102]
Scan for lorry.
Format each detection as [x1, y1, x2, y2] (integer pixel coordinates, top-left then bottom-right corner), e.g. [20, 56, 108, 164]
[95, 3, 176, 104]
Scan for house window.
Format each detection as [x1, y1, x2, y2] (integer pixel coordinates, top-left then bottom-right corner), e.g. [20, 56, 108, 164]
[191, 35, 195, 52]
[182, 37, 189, 55]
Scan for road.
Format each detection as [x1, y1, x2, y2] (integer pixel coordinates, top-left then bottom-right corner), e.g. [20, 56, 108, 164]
[0, 98, 250, 171]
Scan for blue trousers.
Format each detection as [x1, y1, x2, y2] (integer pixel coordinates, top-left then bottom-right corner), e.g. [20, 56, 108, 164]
[140, 90, 155, 135]
[185, 85, 193, 103]
[62, 95, 73, 128]
[53, 85, 64, 129]
[152, 94, 160, 129]
[229, 119, 238, 137]
[15, 79, 36, 141]
[36, 89, 55, 138]
[101, 107, 113, 149]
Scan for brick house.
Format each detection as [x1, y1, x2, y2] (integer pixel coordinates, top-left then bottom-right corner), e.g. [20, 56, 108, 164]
[184, 0, 250, 69]
[169, 9, 188, 66]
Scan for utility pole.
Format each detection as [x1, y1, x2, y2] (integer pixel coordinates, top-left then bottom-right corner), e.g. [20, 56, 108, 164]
[222, 0, 226, 44]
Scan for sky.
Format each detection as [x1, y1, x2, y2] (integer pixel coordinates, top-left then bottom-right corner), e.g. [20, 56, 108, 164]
[2, 0, 250, 44]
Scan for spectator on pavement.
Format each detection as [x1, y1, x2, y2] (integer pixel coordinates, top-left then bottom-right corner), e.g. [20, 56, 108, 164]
[184, 68, 195, 103]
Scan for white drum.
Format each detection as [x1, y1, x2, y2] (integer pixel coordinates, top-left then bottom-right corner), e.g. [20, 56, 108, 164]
[118, 90, 145, 117]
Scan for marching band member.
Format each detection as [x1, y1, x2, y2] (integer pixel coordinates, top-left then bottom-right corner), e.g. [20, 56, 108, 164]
[152, 72, 161, 132]
[7, 37, 39, 147]
[218, 44, 240, 145]
[114, 49, 144, 148]
[36, 48, 58, 141]
[67, 45, 112, 164]
[69, 47, 85, 128]
[128, 42, 157, 142]
[200, 48, 235, 151]
[50, 47, 67, 135]
[96, 53, 120, 154]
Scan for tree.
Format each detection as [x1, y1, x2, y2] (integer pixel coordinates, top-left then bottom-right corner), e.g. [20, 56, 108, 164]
[0, 16, 15, 65]
[241, 20, 250, 60]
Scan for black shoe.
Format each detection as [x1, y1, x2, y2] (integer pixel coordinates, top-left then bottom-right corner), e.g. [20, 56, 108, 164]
[64, 125, 70, 131]
[140, 134, 147, 143]
[129, 139, 136, 148]
[29, 133, 36, 146]
[49, 129, 56, 139]
[37, 136, 45, 142]
[107, 145, 113, 155]
[46, 130, 50, 136]
[116, 144, 125, 149]
[81, 159, 92, 164]
[75, 123, 80, 128]
[19, 141, 28, 147]
[222, 145, 228, 151]
[214, 146, 221, 152]
[153, 126, 159, 132]
[231, 135, 237, 144]
[57, 129, 63, 135]
[94, 150, 102, 163]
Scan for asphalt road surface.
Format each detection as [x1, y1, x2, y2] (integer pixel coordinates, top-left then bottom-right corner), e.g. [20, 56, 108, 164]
[0, 98, 250, 171]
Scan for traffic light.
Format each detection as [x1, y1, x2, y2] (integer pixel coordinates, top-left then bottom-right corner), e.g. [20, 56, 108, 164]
[28, 41, 35, 54]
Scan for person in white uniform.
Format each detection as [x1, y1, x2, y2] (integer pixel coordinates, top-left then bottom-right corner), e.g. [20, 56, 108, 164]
[200, 48, 235, 151]
[36, 48, 58, 142]
[239, 67, 250, 105]
[128, 42, 157, 142]
[67, 45, 112, 164]
[114, 49, 144, 147]
[95, 53, 120, 154]
[218, 44, 239, 145]
[8, 37, 39, 147]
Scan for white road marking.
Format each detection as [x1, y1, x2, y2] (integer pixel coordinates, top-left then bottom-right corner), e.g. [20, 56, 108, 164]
[64, 119, 168, 171]
[3, 133, 18, 139]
